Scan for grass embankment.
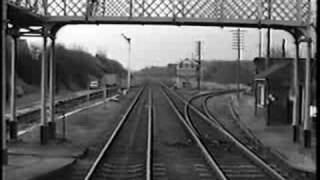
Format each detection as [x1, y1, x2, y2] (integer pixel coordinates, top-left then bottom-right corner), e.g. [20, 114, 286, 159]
[5, 38, 126, 105]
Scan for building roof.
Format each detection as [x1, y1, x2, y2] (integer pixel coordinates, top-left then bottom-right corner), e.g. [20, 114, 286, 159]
[254, 57, 316, 88]
[255, 61, 290, 79]
[180, 58, 198, 64]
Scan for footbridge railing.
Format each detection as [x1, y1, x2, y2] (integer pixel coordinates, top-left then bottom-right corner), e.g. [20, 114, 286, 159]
[8, 0, 311, 27]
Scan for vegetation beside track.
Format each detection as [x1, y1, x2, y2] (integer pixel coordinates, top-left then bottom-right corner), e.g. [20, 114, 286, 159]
[4, 38, 126, 102]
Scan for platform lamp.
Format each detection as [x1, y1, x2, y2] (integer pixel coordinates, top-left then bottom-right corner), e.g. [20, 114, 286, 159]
[121, 33, 131, 92]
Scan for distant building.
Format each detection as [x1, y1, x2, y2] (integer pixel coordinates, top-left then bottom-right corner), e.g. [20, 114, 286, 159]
[167, 63, 177, 76]
[175, 58, 198, 88]
[101, 73, 119, 87]
[253, 57, 316, 126]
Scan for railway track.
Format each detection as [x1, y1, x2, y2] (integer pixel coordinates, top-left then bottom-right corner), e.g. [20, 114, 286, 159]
[162, 84, 286, 180]
[55, 82, 308, 180]
[84, 86, 149, 180]
[154, 84, 223, 180]
[200, 93, 314, 180]
[83, 83, 222, 180]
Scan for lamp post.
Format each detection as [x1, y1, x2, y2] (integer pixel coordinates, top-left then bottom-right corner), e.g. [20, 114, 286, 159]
[121, 33, 131, 91]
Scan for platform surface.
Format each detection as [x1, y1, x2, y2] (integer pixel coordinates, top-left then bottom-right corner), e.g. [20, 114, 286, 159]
[4, 90, 135, 180]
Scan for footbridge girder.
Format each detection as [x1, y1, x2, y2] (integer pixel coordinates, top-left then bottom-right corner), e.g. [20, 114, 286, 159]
[7, 0, 311, 36]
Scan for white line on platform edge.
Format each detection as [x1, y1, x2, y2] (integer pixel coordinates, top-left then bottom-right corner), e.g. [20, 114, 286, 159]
[17, 95, 119, 136]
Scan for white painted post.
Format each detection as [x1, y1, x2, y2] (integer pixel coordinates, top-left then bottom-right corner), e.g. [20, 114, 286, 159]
[9, 33, 18, 140]
[40, 32, 48, 145]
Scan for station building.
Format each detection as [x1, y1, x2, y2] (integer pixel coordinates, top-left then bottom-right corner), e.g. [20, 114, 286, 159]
[175, 58, 198, 88]
[253, 57, 316, 128]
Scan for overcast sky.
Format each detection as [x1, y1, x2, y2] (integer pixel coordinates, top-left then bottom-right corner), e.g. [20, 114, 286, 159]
[25, 1, 316, 71]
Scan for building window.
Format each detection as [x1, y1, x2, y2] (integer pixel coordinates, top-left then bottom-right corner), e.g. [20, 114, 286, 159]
[257, 83, 265, 107]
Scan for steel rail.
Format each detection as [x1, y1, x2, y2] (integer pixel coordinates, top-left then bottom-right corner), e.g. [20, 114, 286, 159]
[201, 94, 228, 128]
[202, 94, 262, 145]
[146, 88, 153, 180]
[84, 86, 145, 180]
[163, 84, 287, 180]
[184, 90, 238, 135]
[161, 87, 228, 180]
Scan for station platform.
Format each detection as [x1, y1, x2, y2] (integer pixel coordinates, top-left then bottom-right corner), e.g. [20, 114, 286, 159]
[4, 89, 93, 119]
[4, 91, 134, 180]
[207, 93, 316, 175]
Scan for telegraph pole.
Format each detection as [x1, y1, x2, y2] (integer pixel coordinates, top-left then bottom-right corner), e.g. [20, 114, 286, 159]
[196, 41, 201, 91]
[231, 28, 246, 98]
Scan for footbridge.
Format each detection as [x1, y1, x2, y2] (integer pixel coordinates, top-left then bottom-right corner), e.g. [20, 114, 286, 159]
[8, 0, 311, 33]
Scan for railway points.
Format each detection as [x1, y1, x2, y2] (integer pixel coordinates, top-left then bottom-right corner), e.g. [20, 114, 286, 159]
[2, 81, 316, 180]
[180, 89, 315, 180]
[205, 93, 316, 177]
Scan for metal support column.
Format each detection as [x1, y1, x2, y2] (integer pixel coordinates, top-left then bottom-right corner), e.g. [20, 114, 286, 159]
[48, 36, 56, 139]
[9, 31, 19, 141]
[2, 0, 8, 169]
[292, 39, 300, 142]
[40, 31, 48, 145]
[303, 39, 312, 148]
